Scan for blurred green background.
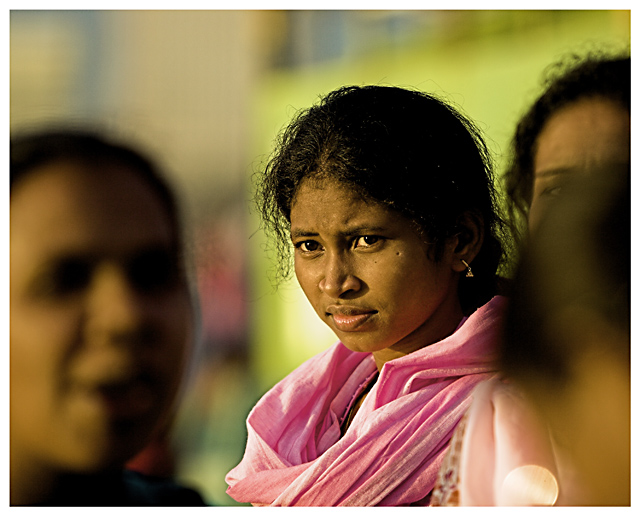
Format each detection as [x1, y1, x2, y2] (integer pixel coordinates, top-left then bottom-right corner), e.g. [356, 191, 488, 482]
[10, 9, 630, 505]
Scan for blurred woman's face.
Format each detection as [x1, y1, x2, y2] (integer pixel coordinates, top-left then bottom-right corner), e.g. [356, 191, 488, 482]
[10, 161, 192, 474]
[290, 177, 463, 369]
[530, 98, 630, 229]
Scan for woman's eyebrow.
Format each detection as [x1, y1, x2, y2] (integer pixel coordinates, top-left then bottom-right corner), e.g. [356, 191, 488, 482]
[290, 228, 318, 240]
[291, 224, 387, 240]
[534, 166, 576, 179]
[341, 224, 387, 237]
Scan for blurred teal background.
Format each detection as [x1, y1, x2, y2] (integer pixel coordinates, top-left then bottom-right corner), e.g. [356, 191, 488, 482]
[10, 9, 630, 505]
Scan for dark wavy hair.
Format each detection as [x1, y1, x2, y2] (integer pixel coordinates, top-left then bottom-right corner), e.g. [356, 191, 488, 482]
[256, 85, 509, 313]
[503, 53, 630, 241]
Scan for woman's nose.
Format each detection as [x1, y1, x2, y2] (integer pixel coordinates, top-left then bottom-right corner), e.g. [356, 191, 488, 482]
[318, 253, 361, 298]
[85, 263, 151, 346]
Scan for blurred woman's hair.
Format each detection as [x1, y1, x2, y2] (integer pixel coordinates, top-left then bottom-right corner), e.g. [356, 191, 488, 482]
[503, 53, 630, 241]
[11, 129, 179, 231]
[256, 85, 510, 313]
[11, 128, 190, 281]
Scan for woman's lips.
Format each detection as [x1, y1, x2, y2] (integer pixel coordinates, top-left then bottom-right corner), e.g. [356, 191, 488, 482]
[95, 379, 156, 419]
[73, 373, 158, 420]
[327, 307, 377, 332]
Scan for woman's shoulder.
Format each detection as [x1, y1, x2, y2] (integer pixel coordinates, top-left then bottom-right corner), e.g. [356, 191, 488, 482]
[460, 377, 559, 506]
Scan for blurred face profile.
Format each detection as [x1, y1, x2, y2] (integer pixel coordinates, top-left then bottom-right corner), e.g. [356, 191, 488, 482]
[511, 166, 630, 505]
[10, 160, 192, 474]
[529, 97, 630, 229]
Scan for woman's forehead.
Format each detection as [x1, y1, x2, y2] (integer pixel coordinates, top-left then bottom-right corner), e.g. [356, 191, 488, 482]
[10, 161, 178, 254]
[291, 175, 370, 208]
[290, 178, 413, 235]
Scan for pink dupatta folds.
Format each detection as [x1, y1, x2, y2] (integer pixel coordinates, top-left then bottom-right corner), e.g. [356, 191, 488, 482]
[226, 296, 506, 506]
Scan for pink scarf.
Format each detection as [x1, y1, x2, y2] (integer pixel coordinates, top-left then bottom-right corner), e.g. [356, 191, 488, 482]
[226, 296, 505, 506]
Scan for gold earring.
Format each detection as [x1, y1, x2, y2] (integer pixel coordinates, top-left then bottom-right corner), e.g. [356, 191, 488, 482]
[461, 259, 474, 278]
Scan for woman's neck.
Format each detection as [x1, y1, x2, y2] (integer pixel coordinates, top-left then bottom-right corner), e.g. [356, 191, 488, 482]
[10, 453, 121, 506]
[372, 305, 464, 371]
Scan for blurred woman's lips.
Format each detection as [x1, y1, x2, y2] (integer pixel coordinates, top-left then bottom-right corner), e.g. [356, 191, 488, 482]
[326, 306, 377, 332]
[95, 377, 156, 419]
[73, 371, 158, 420]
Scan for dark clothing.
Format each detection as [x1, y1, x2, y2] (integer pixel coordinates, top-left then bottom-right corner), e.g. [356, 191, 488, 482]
[34, 470, 207, 506]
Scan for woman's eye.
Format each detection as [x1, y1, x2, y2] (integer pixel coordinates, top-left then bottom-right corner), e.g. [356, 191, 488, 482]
[297, 240, 321, 253]
[355, 236, 380, 248]
[33, 258, 92, 298]
[542, 185, 563, 197]
[128, 248, 179, 293]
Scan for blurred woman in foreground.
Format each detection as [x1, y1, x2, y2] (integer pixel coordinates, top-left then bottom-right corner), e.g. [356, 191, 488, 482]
[10, 130, 205, 506]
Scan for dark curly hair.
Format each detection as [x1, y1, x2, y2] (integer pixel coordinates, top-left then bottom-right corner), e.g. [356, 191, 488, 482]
[256, 85, 509, 313]
[504, 53, 630, 242]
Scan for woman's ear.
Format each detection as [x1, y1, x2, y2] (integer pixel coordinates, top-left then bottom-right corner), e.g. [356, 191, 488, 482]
[449, 210, 484, 273]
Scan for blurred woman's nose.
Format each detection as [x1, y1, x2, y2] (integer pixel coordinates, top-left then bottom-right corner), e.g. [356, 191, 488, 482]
[318, 253, 361, 298]
[86, 263, 150, 345]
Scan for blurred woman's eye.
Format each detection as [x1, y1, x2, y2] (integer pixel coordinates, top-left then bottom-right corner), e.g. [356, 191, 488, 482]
[33, 258, 92, 298]
[542, 185, 563, 197]
[128, 248, 179, 293]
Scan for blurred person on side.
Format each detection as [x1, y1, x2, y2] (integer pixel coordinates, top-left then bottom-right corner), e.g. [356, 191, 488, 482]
[430, 53, 630, 506]
[502, 163, 629, 505]
[10, 129, 206, 506]
[225, 84, 511, 506]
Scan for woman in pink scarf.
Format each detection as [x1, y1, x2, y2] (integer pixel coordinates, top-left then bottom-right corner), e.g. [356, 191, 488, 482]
[226, 85, 510, 506]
